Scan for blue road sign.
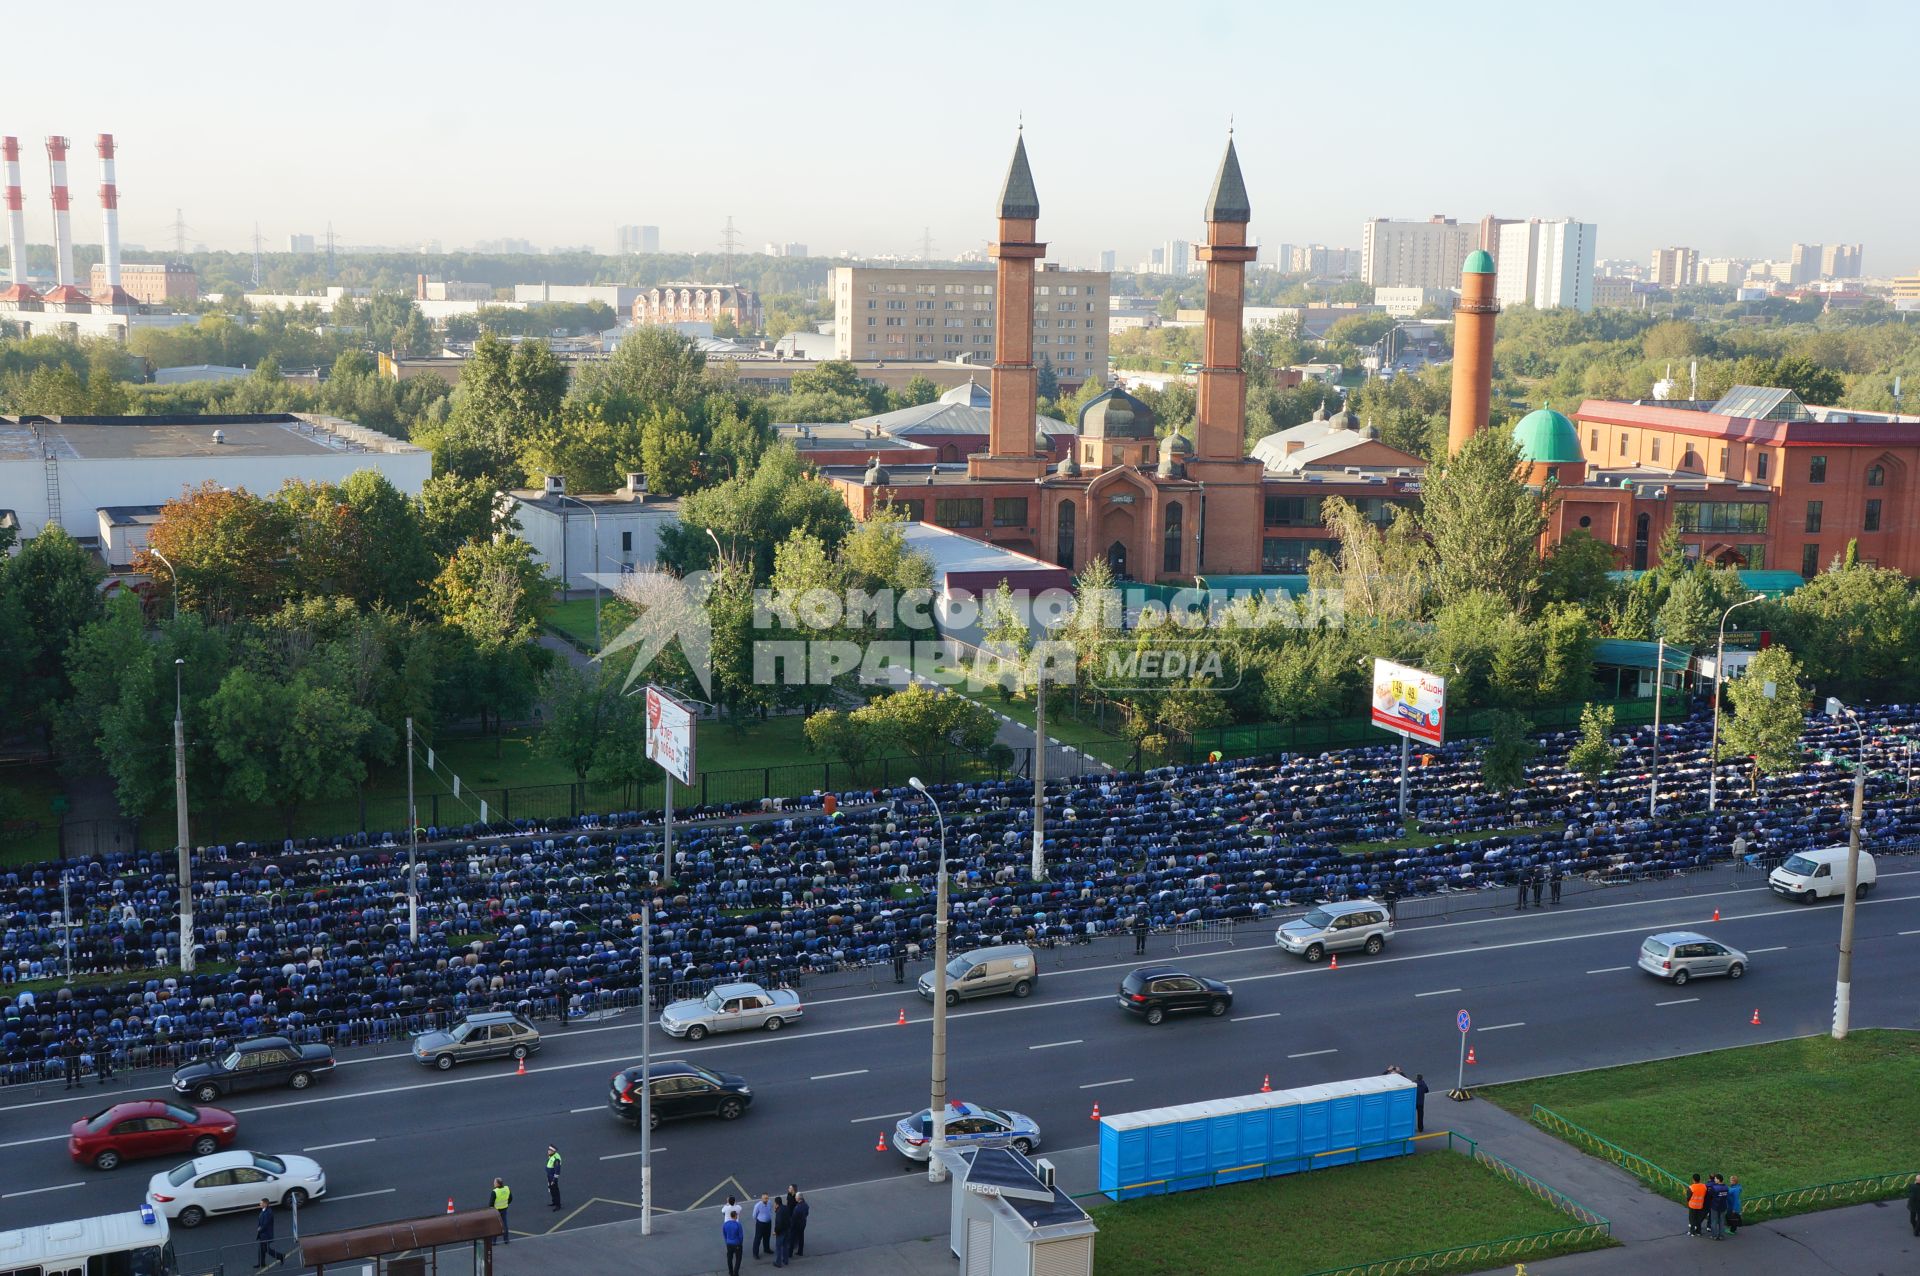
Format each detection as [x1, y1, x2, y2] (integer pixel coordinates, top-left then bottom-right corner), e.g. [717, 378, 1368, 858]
[1457, 1010, 1471, 1033]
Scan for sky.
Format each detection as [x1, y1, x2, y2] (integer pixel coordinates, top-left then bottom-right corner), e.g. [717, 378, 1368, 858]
[12, 0, 1913, 271]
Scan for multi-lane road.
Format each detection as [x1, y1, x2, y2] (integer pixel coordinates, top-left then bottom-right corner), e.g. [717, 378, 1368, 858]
[3, 867, 1915, 1256]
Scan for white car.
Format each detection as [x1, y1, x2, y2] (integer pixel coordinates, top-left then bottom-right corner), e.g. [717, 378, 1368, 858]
[147, 1150, 326, 1228]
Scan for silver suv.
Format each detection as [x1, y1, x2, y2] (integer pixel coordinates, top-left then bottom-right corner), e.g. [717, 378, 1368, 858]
[411, 1011, 543, 1070]
[1274, 900, 1394, 963]
[1637, 931, 1748, 985]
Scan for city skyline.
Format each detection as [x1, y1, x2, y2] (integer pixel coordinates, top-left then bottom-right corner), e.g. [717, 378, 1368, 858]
[8, 0, 1910, 270]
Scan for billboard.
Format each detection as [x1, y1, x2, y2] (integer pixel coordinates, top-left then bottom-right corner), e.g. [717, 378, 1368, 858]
[645, 685, 697, 786]
[1370, 658, 1446, 746]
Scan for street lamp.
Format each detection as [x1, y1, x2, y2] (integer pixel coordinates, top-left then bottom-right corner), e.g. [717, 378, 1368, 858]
[908, 775, 951, 1183]
[147, 546, 181, 623]
[172, 658, 193, 973]
[1706, 594, 1766, 813]
[555, 492, 603, 649]
[1824, 699, 1869, 1039]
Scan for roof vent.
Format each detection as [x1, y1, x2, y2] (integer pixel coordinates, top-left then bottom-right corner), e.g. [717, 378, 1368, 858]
[1034, 1157, 1056, 1188]
[543, 474, 565, 496]
[211, 429, 225, 445]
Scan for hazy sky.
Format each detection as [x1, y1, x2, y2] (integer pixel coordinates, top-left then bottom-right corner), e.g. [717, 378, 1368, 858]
[13, 0, 1912, 271]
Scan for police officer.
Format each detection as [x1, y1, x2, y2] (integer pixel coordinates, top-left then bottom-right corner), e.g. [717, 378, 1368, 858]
[1133, 913, 1148, 955]
[491, 1177, 512, 1243]
[1549, 866, 1563, 906]
[892, 942, 906, 985]
[1530, 870, 1545, 909]
[1515, 868, 1529, 910]
[545, 1146, 563, 1210]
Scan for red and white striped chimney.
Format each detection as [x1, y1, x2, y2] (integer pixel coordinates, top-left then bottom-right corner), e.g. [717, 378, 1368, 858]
[46, 135, 74, 287]
[96, 134, 120, 287]
[3, 137, 26, 287]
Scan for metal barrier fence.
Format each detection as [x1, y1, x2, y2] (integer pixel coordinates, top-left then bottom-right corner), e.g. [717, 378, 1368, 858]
[1173, 919, 1239, 950]
[1527, 1105, 1690, 1200]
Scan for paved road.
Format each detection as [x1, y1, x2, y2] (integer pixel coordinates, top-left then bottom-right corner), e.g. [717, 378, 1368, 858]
[5, 869, 1915, 1258]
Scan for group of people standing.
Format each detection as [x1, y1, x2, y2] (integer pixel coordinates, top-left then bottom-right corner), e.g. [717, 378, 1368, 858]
[1513, 865, 1563, 909]
[721, 1189, 809, 1272]
[1685, 1172, 1743, 1239]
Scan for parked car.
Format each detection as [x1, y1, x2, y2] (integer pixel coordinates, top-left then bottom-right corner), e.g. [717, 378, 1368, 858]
[659, 982, 803, 1040]
[1637, 931, 1749, 985]
[1769, 846, 1876, 903]
[411, 1011, 542, 1070]
[607, 1060, 753, 1130]
[1274, 900, 1394, 963]
[69, 1100, 238, 1171]
[893, 1102, 1040, 1162]
[146, 1151, 326, 1228]
[1116, 966, 1233, 1024]
[916, 944, 1038, 1005]
[171, 1037, 336, 1104]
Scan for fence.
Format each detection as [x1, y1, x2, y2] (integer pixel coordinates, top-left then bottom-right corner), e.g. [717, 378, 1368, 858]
[1526, 1105, 1690, 1199]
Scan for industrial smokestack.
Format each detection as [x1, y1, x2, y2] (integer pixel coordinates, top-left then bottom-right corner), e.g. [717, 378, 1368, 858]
[46, 135, 73, 287]
[96, 134, 120, 287]
[3, 137, 26, 288]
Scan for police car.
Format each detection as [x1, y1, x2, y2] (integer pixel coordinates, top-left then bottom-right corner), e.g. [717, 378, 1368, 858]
[892, 1101, 1041, 1162]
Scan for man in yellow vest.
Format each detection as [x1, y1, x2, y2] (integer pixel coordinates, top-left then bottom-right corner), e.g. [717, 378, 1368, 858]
[546, 1145, 564, 1210]
[491, 1177, 512, 1244]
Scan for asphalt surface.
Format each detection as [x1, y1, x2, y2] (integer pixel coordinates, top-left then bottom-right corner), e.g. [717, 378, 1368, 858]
[4, 867, 1915, 1261]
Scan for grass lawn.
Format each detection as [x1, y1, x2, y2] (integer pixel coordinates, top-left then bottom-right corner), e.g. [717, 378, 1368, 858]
[545, 598, 604, 651]
[0, 763, 70, 864]
[1088, 1148, 1615, 1276]
[931, 669, 1135, 770]
[12, 961, 237, 997]
[1484, 1031, 1920, 1197]
[1338, 820, 1566, 857]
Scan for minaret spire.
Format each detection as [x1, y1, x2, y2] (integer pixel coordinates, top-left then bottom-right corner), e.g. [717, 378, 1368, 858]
[971, 130, 1049, 474]
[1194, 133, 1256, 460]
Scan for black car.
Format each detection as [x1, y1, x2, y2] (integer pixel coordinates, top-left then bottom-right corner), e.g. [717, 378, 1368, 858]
[608, 1060, 753, 1131]
[1117, 966, 1233, 1024]
[172, 1036, 337, 1103]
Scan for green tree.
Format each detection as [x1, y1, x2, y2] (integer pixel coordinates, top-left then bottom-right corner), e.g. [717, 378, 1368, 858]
[979, 580, 1032, 699]
[418, 473, 504, 559]
[4, 524, 103, 736]
[571, 327, 709, 426]
[1654, 564, 1749, 648]
[848, 684, 997, 766]
[1309, 499, 1432, 624]
[1719, 646, 1808, 793]
[538, 662, 639, 780]
[141, 482, 291, 619]
[802, 707, 881, 777]
[658, 443, 853, 580]
[430, 537, 555, 732]
[1419, 425, 1547, 609]
[205, 667, 378, 836]
[638, 408, 704, 496]
[1771, 564, 1920, 702]
[1538, 529, 1621, 609]
[1567, 702, 1621, 784]
[1478, 709, 1537, 792]
[892, 374, 940, 409]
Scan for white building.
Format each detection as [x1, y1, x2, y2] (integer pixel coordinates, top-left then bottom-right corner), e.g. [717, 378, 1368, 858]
[1372, 286, 1454, 318]
[503, 474, 682, 591]
[0, 412, 430, 544]
[1496, 219, 1597, 312]
[1361, 217, 1478, 290]
[512, 283, 644, 311]
[288, 233, 316, 254]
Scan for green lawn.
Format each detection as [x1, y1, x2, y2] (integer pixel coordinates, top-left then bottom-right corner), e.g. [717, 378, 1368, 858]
[545, 598, 605, 651]
[931, 669, 1136, 769]
[1338, 820, 1567, 857]
[12, 961, 236, 997]
[1484, 1031, 1920, 1197]
[1089, 1148, 1614, 1276]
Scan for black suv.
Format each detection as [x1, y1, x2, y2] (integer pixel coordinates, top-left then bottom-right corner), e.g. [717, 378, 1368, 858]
[1117, 966, 1234, 1024]
[172, 1036, 337, 1103]
[608, 1060, 753, 1131]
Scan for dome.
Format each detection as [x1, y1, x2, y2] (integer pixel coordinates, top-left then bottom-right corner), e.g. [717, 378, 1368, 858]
[1309, 399, 1329, 422]
[862, 456, 890, 485]
[1055, 450, 1081, 477]
[1327, 403, 1359, 430]
[1463, 249, 1495, 275]
[939, 377, 990, 408]
[1512, 407, 1583, 465]
[1078, 386, 1157, 439]
[1161, 431, 1193, 455]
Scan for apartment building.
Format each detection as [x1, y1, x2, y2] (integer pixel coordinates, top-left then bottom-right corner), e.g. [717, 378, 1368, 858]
[830, 264, 1109, 385]
[1360, 217, 1479, 290]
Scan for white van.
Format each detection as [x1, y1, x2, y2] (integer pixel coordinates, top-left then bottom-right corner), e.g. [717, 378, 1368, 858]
[1769, 846, 1876, 903]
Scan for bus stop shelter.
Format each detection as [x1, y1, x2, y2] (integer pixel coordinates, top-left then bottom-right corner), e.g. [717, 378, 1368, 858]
[299, 1208, 504, 1276]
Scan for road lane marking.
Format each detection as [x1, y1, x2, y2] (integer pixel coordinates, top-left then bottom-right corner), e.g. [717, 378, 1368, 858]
[327, 1189, 398, 1203]
[1656, 998, 1699, 1007]
[1287, 1049, 1338, 1059]
[850, 1112, 912, 1124]
[1478, 1022, 1525, 1032]
[1900, 929, 1920, 936]
[600, 1147, 664, 1160]
[1, 1181, 86, 1199]
[1586, 966, 1630, 974]
[1079, 1079, 1133, 1089]
[1750, 946, 1788, 953]
[1028, 1040, 1083, 1050]
[810, 1069, 870, 1080]
[1415, 988, 1462, 997]
[570, 1105, 602, 1113]
[302, 1137, 376, 1151]
[1230, 1012, 1283, 1022]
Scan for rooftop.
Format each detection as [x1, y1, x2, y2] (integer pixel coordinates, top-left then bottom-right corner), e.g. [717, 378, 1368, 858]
[1575, 394, 1920, 447]
[0, 413, 423, 463]
[99, 505, 166, 527]
[507, 488, 682, 516]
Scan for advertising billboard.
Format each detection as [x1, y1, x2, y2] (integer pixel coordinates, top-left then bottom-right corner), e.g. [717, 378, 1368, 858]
[645, 685, 697, 786]
[1369, 658, 1446, 746]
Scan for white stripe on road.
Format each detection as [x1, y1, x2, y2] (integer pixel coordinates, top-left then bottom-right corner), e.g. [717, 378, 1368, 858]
[1079, 1079, 1134, 1090]
[1749, 946, 1789, 953]
[1900, 929, 1920, 936]
[1656, 998, 1700, 1007]
[1230, 1012, 1283, 1022]
[570, 1105, 602, 1113]
[1415, 988, 1462, 997]
[600, 1147, 664, 1160]
[302, 1137, 376, 1152]
[1, 1181, 87, 1199]
[1586, 966, 1630, 974]
[810, 1069, 870, 1081]
[326, 1189, 398, 1203]
[1477, 1022, 1525, 1032]
[850, 1111, 912, 1124]
[1028, 1040, 1083, 1050]
[1287, 1049, 1338, 1059]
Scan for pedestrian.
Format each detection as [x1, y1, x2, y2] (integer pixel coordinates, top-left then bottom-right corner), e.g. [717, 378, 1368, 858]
[1414, 1073, 1429, 1134]
[491, 1177, 512, 1244]
[772, 1192, 794, 1266]
[1549, 866, 1562, 906]
[1686, 1174, 1707, 1236]
[1908, 1174, 1920, 1237]
[1726, 1175, 1744, 1235]
[1530, 870, 1544, 909]
[255, 1199, 285, 1267]
[62, 1034, 81, 1090]
[559, 979, 571, 1026]
[1515, 870, 1529, 911]
[723, 1208, 745, 1276]
[1732, 832, 1749, 865]
[1706, 1173, 1729, 1240]
[892, 943, 906, 985]
[545, 1145, 563, 1210]
[1381, 881, 1397, 920]
[720, 1194, 739, 1224]
[752, 1192, 773, 1259]
[790, 1192, 808, 1257]
[1133, 913, 1148, 955]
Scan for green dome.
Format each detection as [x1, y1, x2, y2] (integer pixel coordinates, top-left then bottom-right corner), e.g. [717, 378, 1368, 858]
[1462, 249, 1495, 275]
[1512, 407, 1582, 464]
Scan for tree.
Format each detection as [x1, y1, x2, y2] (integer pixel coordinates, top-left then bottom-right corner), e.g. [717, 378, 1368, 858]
[430, 537, 555, 732]
[1418, 426, 1547, 609]
[205, 667, 378, 836]
[4, 524, 103, 735]
[140, 482, 290, 620]
[1478, 709, 1537, 793]
[979, 580, 1032, 699]
[521, 404, 645, 494]
[418, 473, 503, 559]
[638, 408, 704, 496]
[771, 360, 885, 424]
[1772, 564, 1920, 702]
[802, 707, 880, 777]
[1538, 529, 1621, 609]
[840, 502, 934, 601]
[537, 662, 644, 781]
[1308, 499, 1432, 624]
[1567, 703, 1621, 785]
[1323, 312, 1397, 350]
[571, 327, 709, 426]
[658, 443, 853, 580]
[1719, 646, 1808, 794]
[1654, 563, 1749, 648]
[848, 684, 997, 766]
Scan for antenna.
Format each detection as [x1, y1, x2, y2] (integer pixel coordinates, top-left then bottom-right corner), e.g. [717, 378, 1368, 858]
[921, 226, 934, 262]
[171, 208, 190, 258]
[720, 214, 740, 283]
[251, 222, 263, 287]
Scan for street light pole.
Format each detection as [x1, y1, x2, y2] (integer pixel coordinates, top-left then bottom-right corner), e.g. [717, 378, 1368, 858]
[172, 658, 193, 973]
[147, 546, 181, 624]
[1828, 703, 1868, 1039]
[1706, 594, 1765, 813]
[909, 776, 951, 1183]
[557, 492, 603, 649]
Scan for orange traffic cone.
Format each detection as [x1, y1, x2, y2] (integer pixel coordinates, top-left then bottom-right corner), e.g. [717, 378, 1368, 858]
[1328, 954, 1339, 970]
[1751, 1008, 1761, 1026]
[1260, 1074, 1271, 1093]
[896, 1008, 907, 1026]
[1089, 1102, 1101, 1121]
[515, 1056, 527, 1076]
[1466, 1047, 1477, 1065]
[875, 1131, 888, 1152]
[446, 1197, 455, 1214]
[1712, 908, 1721, 922]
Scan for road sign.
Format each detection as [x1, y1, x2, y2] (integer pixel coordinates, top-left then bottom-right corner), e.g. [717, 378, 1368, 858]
[1457, 1010, 1471, 1034]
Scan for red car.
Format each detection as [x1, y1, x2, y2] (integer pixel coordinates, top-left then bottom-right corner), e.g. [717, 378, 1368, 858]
[69, 1100, 238, 1171]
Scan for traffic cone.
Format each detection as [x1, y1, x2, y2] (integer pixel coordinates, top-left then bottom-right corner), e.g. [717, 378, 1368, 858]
[1328, 954, 1338, 970]
[1751, 1008, 1761, 1026]
[1712, 908, 1721, 922]
[446, 1197, 455, 1214]
[1089, 1102, 1101, 1121]
[1466, 1047, 1477, 1065]
[515, 1056, 527, 1076]
[1260, 1074, 1271, 1093]
[896, 1008, 907, 1026]
[875, 1131, 888, 1152]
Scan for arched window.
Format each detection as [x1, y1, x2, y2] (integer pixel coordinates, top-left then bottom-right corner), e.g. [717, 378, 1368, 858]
[1057, 500, 1076, 567]
[1867, 464, 1885, 487]
[1163, 501, 1184, 575]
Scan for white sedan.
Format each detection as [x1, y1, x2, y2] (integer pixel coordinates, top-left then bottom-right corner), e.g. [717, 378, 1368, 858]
[147, 1150, 327, 1227]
